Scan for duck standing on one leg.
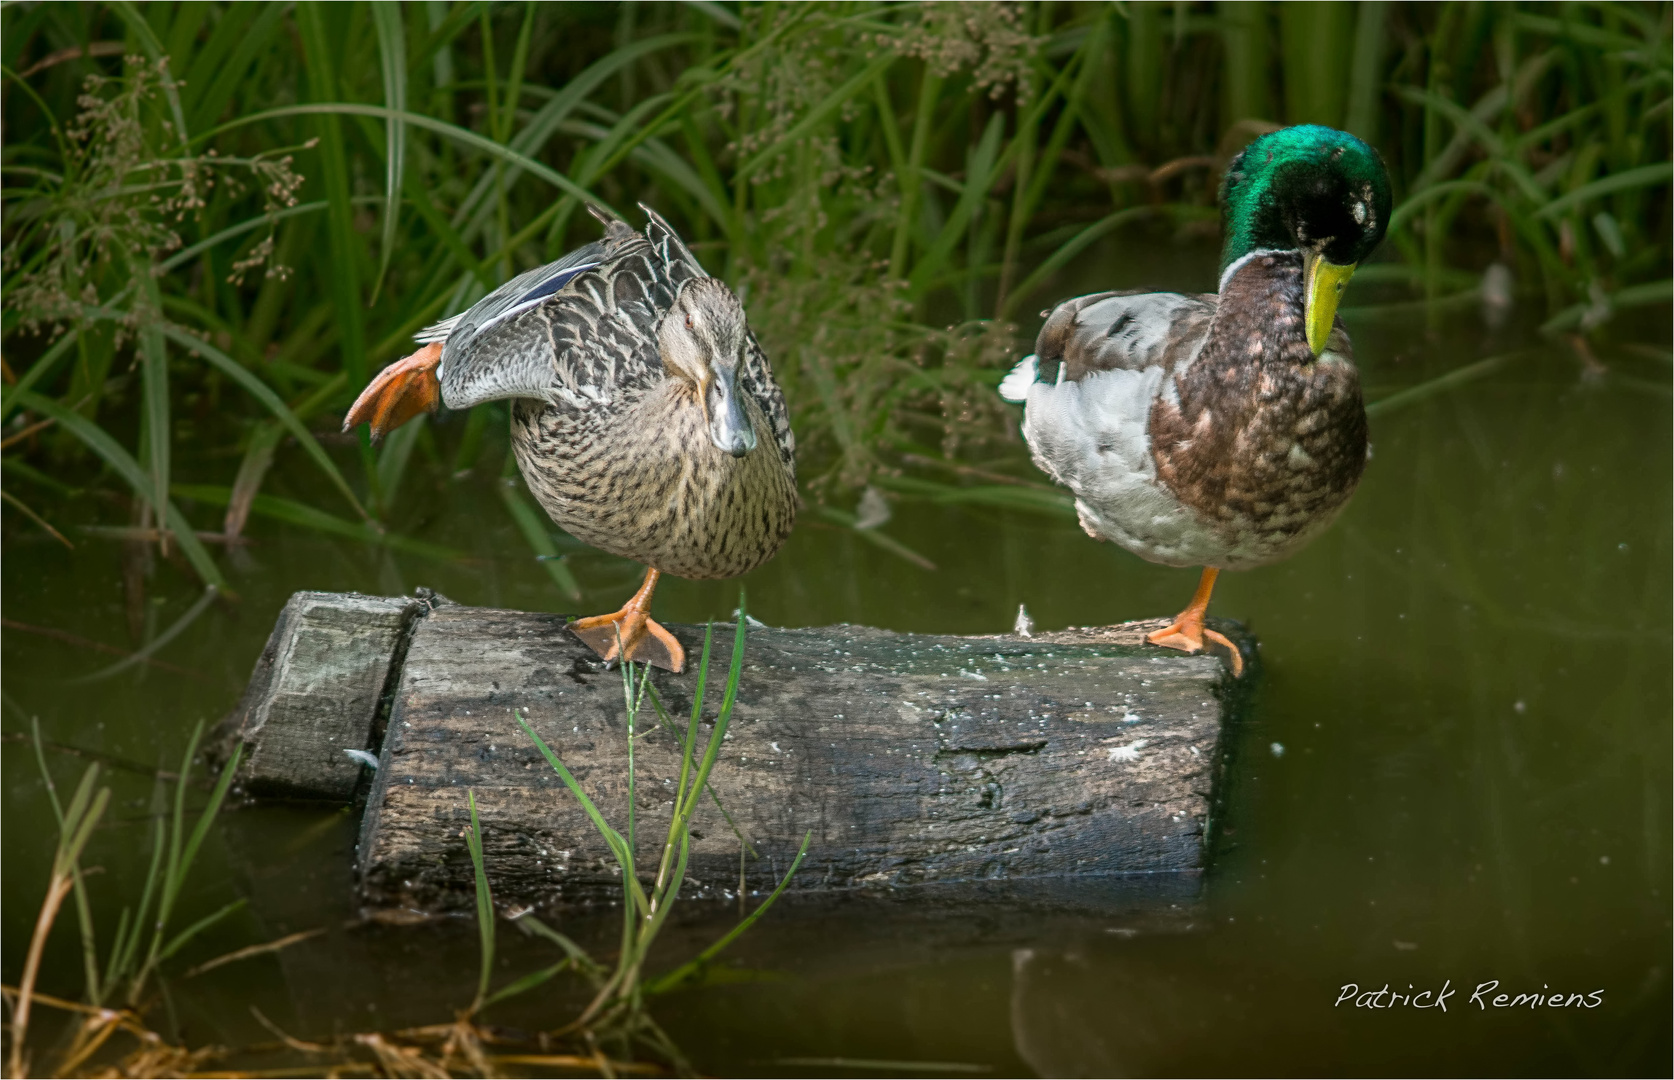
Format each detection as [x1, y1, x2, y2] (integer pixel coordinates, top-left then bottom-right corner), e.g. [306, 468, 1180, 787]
[998, 125, 1392, 675]
[345, 206, 797, 673]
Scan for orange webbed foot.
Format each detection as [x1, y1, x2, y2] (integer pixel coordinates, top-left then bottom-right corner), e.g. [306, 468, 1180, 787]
[1146, 620, 1244, 677]
[344, 343, 443, 442]
[1144, 566, 1244, 677]
[569, 611, 686, 673]
[567, 568, 686, 673]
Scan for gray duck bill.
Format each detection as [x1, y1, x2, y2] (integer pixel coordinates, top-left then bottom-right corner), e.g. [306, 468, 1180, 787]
[707, 364, 756, 458]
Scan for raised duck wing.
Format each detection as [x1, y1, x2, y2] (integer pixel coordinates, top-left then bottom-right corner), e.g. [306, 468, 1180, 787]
[434, 240, 611, 408]
[434, 205, 714, 412]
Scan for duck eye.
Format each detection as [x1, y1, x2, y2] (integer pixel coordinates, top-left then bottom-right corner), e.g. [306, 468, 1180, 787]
[685, 315, 693, 330]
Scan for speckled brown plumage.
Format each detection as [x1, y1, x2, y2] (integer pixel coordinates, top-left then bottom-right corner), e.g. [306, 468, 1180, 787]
[513, 384, 796, 580]
[472, 218, 797, 580]
[1147, 250, 1366, 569]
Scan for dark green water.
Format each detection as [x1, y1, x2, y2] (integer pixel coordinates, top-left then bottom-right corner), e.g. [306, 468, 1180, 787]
[3, 292, 1669, 1075]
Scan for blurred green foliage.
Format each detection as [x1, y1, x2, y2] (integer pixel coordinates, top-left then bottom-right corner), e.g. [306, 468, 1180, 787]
[2, 1, 1668, 588]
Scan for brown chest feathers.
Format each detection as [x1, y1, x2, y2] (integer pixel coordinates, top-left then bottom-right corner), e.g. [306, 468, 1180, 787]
[512, 384, 798, 580]
[1148, 251, 1367, 568]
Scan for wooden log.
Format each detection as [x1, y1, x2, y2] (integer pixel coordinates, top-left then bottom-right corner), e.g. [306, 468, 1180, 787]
[223, 592, 1254, 912]
[221, 590, 426, 800]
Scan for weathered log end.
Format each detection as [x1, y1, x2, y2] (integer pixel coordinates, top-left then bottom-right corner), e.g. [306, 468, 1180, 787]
[224, 592, 1256, 913]
[219, 590, 427, 800]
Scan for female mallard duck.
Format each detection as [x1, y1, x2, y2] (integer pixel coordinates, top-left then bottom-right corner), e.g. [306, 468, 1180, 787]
[998, 125, 1391, 675]
[346, 206, 796, 673]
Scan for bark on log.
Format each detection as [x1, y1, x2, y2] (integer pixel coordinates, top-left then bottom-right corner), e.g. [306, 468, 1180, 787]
[222, 592, 1255, 912]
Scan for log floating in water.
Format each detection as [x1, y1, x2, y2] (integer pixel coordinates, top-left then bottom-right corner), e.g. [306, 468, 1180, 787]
[221, 591, 1255, 912]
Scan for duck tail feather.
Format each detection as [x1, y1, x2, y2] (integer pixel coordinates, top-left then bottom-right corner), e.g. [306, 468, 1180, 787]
[998, 356, 1038, 403]
[587, 203, 637, 247]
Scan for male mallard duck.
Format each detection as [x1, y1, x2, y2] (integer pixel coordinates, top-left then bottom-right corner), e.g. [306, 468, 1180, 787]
[998, 125, 1391, 675]
[346, 206, 797, 673]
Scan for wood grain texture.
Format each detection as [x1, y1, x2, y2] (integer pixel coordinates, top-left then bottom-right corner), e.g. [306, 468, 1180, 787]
[222, 591, 424, 800]
[345, 599, 1251, 912]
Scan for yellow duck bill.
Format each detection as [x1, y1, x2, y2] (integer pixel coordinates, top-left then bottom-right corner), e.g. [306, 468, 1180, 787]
[1304, 252, 1357, 357]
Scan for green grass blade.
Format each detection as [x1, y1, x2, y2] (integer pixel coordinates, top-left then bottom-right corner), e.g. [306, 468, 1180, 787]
[481, 958, 571, 1009]
[891, 67, 942, 278]
[816, 506, 937, 570]
[157, 898, 248, 961]
[1536, 162, 1674, 219]
[175, 743, 242, 895]
[296, 2, 369, 399]
[156, 724, 202, 950]
[1001, 205, 1152, 319]
[683, 600, 750, 811]
[1540, 278, 1674, 333]
[498, 480, 583, 601]
[412, 0, 487, 75]
[202, 103, 615, 215]
[644, 830, 811, 996]
[501, 4, 537, 144]
[113, 806, 165, 993]
[155, 323, 371, 522]
[375, 413, 425, 511]
[138, 299, 171, 555]
[466, 789, 494, 1013]
[558, 113, 729, 228]
[54, 765, 101, 877]
[1388, 179, 1498, 234]
[61, 788, 111, 884]
[1, 326, 80, 420]
[1343, 1, 1388, 142]
[170, 484, 462, 562]
[102, 906, 131, 999]
[515, 710, 633, 869]
[371, 2, 409, 303]
[70, 585, 219, 684]
[111, 1, 190, 144]
[29, 718, 66, 825]
[668, 624, 713, 824]
[515, 914, 605, 983]
[185, 2, 287, 137]
[225, 421, 284, 538]
[908, 111, 1005, 299]
[403, 159, 495, 291]
[1364, 351, 1529, 419]
[11, 391, 226, 590]
[449, 33, 700, 231]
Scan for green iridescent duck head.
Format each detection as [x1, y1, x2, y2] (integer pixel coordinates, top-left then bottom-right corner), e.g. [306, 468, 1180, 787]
[1219, 125, 1393, 356]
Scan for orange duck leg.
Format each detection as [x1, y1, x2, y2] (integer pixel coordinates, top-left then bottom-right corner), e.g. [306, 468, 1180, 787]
[1146, 567, 1244, 677]
[568, 567, 686, 673]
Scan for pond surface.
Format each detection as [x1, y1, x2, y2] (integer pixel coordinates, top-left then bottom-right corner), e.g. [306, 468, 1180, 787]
[3, 273, 1669, 1075]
